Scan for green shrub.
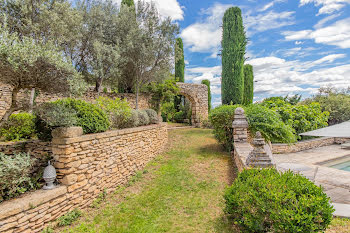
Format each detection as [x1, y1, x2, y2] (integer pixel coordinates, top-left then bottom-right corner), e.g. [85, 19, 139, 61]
[34, 102, 78, 141]
[224, 168, 334, 233]
[209, 105, 296, 150]
[245, 105, 296, 143]
[261, 99, 329, 139]
[173, 111, 185, 123]
[137, 110, 150, 126]
[144, 109, 159, 124]
[96, 97, 132, 129]
[0, 113, 36, 141]
[57, 209, 82, 226]
[56, 98, 110, 134]
[209, 105, 237, 150]
[302, 89, 350, 125]
[0, 152, 36, 202]
[161, 101, 176, 122]
[125, 110, 139, 128]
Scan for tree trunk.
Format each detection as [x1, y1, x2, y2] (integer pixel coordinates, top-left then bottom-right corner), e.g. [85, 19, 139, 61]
[135, 84, 139, 110]
[29, 88, 35, 113]
[95, 78, 103, 93]
[0, 88, 20, 125]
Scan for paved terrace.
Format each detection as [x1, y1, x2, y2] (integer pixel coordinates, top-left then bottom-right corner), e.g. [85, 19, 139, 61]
[273, 145, 350, 218]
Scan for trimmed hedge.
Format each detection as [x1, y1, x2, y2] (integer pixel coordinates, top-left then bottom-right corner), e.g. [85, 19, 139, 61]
[0, 113, 36, 141]
[224, 168, 334, 233]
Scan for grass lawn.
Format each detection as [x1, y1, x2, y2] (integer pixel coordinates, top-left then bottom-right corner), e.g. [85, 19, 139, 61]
[55, 128, 350, 233]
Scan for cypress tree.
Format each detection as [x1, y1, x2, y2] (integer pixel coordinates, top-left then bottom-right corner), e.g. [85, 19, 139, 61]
[174, 37, 185, 110]
[243, 64, 254, 105]
[201, 79, 211, 111]
[221, 7, 247, 105]
[175, 38, 185, 82]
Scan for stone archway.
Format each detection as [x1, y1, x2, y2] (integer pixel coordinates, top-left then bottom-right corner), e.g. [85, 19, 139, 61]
[176, 82, 208, 127]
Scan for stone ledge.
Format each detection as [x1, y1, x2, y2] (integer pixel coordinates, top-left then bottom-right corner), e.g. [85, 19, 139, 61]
[272, 137, 333, 146]
[52, 123, 167, 145]
[0, 186, 67, 220]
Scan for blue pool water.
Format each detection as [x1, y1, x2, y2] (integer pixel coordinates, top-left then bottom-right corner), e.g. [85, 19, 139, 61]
[330, 160, 350, 172]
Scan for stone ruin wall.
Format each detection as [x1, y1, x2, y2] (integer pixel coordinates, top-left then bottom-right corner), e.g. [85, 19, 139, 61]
[0, 83, 151, 118]
[176, 82, 208, 127]
[0, 123, 168, 233]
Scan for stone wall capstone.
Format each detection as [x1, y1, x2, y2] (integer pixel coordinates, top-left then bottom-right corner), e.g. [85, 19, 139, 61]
[0, 124, 168, 233]
[176, 83, 208, 127]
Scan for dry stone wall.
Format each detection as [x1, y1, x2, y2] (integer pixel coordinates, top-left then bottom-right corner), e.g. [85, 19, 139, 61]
[0, 123, 167, 233]
[0, 83, 151, 118]
[177, 83, 208, 127]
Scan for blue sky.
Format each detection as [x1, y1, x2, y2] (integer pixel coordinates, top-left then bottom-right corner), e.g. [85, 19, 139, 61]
[116, 0, 350, 107]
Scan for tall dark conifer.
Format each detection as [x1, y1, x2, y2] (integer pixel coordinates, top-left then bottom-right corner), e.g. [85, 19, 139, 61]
[121, 0, 134, 7]
[175, 38, 185, 82]
[243, 64, 254, 105]
[221, 7, 247, 105]
[201, 79, 211, 111]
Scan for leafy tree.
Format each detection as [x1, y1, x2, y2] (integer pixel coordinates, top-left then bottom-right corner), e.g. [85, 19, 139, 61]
[147, 79, 179, 115]
[201, 79, 211, 111]
[0, 25, 86, 123]
[121, 0, 134, 7]
[243, 64, 254, 105]
[116, 1, 178, 109]
[221, 7, 247, 105]
[76, 0, 120, 92]
[284, 94, 302, 105]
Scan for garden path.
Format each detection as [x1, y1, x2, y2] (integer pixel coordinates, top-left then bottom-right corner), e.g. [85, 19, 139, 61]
[58, 128, 238, 233]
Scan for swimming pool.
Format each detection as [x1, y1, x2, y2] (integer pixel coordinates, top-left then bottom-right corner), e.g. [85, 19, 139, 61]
[330, 160, 350, 172]
[318, 155, 350, 172]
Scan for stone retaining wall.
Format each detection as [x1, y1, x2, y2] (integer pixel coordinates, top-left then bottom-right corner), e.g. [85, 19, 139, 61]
[0, 123, 168, 233]
[271, 137, 347, 154]
[0, 83, 151, 118]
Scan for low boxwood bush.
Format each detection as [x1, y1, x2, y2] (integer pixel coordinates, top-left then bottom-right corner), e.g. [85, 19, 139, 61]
[0, 112, 36, 141]
[209, 105, 296, 150]
[96, 97, 132, 129]
[224, 168, 334, 233]
[54, 98, 110, 134]
[34, 102, 78, 141]
[0, 152, 36, 202]
[144, 109, 159, 124]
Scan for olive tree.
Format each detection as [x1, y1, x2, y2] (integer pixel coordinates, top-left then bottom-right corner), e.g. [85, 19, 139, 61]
[116, 1, 178, 109]
[0, 26, 86, 123]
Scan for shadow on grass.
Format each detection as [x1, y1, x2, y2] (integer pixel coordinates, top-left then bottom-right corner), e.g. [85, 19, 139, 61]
[213, 215, 240, 233]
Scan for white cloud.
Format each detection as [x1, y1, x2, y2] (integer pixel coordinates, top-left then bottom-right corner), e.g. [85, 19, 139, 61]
[114, 0, 184, 20]
[181, 3, 295, 56]
[283, 17, 350, 48]
[314, 13, 341, 29]
[300, 0, 350, 15]
[313, 53, 346, 64]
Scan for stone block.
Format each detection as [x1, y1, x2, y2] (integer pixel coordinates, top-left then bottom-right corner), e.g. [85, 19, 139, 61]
[52, 127, 83, 139]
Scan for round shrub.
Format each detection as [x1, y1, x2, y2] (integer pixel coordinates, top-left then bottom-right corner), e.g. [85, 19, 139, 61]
[34, 102, 78, 141]
[137, 110, 150, 126]
[0, 112, 36, 141]
[126, 110, 140, 128]
[56, 98, 110, 134]
[96, 97, 132, 129]
[144, 109, 159, 124]
[224, 168, 334, 233]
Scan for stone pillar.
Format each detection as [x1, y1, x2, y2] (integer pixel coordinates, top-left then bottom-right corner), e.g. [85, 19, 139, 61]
[232, 107, 248, 143]
[51, 127, 83, 183]
[246, 132, 274, 168]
